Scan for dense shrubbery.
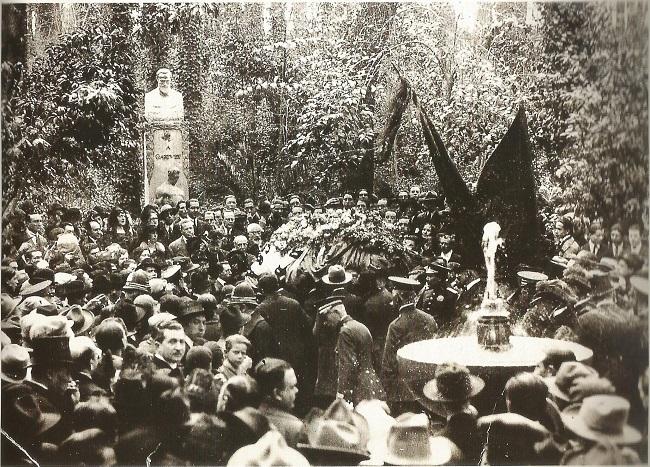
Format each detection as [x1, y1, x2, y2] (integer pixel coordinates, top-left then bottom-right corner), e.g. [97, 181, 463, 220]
[2, 19, 141, 212]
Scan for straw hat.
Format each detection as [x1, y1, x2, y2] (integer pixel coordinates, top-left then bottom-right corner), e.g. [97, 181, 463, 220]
[561, 395, 642, 445]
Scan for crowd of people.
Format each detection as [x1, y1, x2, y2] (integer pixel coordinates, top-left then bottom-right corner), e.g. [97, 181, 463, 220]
[1, 184, 648, 465]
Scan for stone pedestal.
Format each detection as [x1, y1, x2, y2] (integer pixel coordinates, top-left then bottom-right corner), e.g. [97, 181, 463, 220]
[143, 121, 190, 205]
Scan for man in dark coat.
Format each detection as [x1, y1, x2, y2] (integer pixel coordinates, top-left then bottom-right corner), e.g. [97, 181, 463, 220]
[70, 336, 106, 401]
[25, 333, 76, 444]
[382, 276, 439, 415]
[230, 282, 278, 366]
[256, 273, 313, 412]
[363, 270, 397, 374]
[318, 298, 385, 404]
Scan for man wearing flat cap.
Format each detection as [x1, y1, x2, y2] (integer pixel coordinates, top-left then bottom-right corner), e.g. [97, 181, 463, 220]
[317, 297, 385, 404]
[382, 276, 438, 415]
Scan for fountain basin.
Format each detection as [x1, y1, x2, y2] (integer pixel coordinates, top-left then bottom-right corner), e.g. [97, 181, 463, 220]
[397, 336, 592, 414]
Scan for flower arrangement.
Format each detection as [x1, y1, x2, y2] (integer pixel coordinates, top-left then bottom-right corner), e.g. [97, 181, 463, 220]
[268, 209, 407, 258]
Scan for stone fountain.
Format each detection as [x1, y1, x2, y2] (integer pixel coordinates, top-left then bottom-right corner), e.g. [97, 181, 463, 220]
[397, 222, 592, 414]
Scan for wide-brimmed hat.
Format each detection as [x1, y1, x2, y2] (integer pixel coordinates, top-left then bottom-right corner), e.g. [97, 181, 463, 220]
[137, 257, 162, 275]
[20, 280, 52, 297]
[1, 344, 31, 383]
[573, 251, 599, 269]
[173, 256, 200, 275]
[384, 412, 453, 465]
[597, 257, 618, 272]
[220, 306, 251, 331]
[561, 395, 642, 445]
[113, 300, 143, 331]
[550, 255, 569, 268]
[297, 399, 371, 464]
[544, 361, 599, 402]
[322, 265, 352, 286]
[477, 412, 549, 445]
[535, 279, 578, 304]
[60, 305, 95, 336]
[218, 407, 271, 448]
[2, 382, 61, 437]
[31, 268, 55, 285]
[228, 430, 310, 467]
[388, 276, 421, 291]
[423, 363, 485, 402]
[56, 279, 86, 298]
[561, 438, 642, 464]
[174, 298, 207, 321]
[159, 204, 177, 218]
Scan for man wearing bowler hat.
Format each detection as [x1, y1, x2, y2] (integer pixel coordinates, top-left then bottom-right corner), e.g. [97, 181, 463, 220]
[382, 276, 439, 415]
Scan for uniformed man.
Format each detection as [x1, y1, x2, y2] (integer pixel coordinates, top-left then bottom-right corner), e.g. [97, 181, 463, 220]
[382, 276, 438, 415]
[417, 258, 459, 325]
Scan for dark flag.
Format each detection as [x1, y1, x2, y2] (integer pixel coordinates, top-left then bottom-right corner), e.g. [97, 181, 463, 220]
[475, 105, 540, 269]
[413, 91, 483, 266]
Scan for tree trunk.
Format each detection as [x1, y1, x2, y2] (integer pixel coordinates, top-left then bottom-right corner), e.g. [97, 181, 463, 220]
[2, 4, 28, 65]
[349, 2, 397, 195]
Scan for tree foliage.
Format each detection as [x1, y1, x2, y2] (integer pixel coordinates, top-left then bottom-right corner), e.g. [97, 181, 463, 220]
[2, 15, 141, 212]
[2, 2, 646, 225]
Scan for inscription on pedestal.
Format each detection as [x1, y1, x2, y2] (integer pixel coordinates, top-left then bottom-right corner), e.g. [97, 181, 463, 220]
[146, 127, 189, 205]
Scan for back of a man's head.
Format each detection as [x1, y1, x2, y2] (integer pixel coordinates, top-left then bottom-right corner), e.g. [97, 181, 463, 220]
[254, 358, 291, 400]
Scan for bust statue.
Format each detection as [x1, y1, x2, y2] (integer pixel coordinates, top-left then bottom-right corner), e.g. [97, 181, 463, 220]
[154, 166, 186, 206]
[145, 68, 184, 122]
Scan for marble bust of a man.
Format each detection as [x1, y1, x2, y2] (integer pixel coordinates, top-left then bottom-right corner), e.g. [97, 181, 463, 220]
[145, 68, 184, 121]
